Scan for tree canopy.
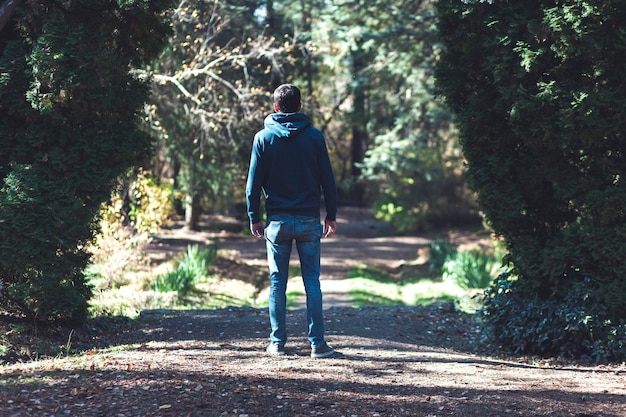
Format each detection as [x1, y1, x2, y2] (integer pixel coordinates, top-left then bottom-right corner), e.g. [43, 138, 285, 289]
[144, 0, 477, 231]
[145, 0, 299, 229]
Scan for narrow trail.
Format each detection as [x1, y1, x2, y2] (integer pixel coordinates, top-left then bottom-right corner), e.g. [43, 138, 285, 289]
[151, 208, 436, 309]
[149, 207, 491, 309]
[4, 212, 626, 417]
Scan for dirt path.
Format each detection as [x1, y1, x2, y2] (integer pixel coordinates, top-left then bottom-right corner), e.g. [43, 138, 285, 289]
[2, 209, 625, 416]
[217, 231, 433, 309]
[151, 207, 434, 274]
[1, 306, 625, 417]
[151, 207, 483, 309]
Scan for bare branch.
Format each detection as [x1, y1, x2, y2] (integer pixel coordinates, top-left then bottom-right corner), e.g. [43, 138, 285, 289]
[151, 73, 204, 106]
[150, 41, 290, 106]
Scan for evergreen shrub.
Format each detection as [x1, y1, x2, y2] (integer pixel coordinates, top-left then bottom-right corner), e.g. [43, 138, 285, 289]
[436, 0, 626, 361]
[0, 0, 174, 321]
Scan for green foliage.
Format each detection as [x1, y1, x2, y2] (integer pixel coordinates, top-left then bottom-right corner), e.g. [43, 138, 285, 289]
[120, 169, 175, 235]
[482, 276, 626, 363]
[436, 0, 626, 360]
[426, 240, 458, 274]
[146, 0, 295, 228]
[427, 240, 502, 289]
[0, 0, 175, 321]
[86, 169, 174, 291]
[311, 0, 478, 227]
[442, 250, 500, 290]
[139, 0, 477, 232]
[152, 244, 217, 296]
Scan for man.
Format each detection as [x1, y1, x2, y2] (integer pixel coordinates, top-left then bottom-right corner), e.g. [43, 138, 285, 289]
[246, 84, 338, 358]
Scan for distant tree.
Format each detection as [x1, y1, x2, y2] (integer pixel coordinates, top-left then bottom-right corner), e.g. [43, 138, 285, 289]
[354, 0, 477, 231]
[0, 0, 174, 321]
[306, 0, 475, 228]
[436, 0, 626, 361]
[310, 0, 380, 204]
[146, 0, 297, 229]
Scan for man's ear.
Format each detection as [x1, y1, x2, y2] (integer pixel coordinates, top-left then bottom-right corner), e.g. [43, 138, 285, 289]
[297, 102, 302, 112]
[273, 103, 280, 112]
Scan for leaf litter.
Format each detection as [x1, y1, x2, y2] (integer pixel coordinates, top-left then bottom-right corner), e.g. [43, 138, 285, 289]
[2, 304, 626, 417]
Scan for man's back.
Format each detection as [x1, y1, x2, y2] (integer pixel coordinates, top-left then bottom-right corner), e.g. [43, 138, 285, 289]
[246, 112, 337, 224]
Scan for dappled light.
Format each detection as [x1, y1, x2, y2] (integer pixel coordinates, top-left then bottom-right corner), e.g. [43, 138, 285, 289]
[3, 0, 626, 415]
[2, 307, 625, 416]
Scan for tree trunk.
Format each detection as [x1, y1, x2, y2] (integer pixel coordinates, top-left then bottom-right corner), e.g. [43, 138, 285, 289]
[301, 0, 313, 96]
[349, 50, 368, 205]
[184, 193, 201, 231]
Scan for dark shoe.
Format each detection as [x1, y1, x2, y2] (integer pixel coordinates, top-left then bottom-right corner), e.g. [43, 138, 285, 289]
[311, 342, 335, 358]
[266, 343, 286, 356]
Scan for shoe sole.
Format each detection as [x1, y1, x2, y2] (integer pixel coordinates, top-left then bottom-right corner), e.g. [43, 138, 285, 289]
[311, 350, 335, 358]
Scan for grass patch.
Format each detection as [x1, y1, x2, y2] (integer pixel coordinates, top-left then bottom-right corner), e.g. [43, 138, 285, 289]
[347, 277, 465, 305]
[89, 287, 179, 318]
[151, 243, 217, 296]
[88, 242, 271, 317]
[347, 265, 396, 283]
[91, 275, 268, 317]
[346, 266, 483, 313]
[86, 234, 498, 319]
[195, 276, 264, 309]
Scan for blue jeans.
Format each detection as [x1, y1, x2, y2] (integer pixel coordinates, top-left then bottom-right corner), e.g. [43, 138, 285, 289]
[264, 215, 326, 347]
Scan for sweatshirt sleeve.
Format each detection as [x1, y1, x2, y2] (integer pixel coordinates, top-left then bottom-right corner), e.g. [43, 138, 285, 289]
[318, 136, 338, 221]
[245, 136, 264, 224]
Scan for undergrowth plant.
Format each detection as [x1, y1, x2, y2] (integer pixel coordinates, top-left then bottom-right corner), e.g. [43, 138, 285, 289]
[152, 243, 217, 296]
[442, 250, 501, 289]
[87, 169, 175, 289]
[428, 240, 505, 289]
[427, 240, 458, 274]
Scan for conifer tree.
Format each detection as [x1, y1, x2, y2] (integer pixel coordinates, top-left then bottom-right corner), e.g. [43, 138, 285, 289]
[436, 0, 626, 361]
[0, 0, 174, 321]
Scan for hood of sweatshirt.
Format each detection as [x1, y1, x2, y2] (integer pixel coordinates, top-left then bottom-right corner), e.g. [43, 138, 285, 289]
[263, 112, 312, 139]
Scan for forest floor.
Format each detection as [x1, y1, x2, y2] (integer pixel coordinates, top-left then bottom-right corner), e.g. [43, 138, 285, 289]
[1, 208, 626, 417]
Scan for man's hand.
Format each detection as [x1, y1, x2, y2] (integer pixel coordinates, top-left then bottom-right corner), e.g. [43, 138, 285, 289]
[250, 221, 265, 239]
[323, 220, 337, 238]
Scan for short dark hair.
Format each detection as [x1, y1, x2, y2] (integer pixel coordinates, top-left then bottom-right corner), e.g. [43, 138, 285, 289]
[273, 84, 301, 113]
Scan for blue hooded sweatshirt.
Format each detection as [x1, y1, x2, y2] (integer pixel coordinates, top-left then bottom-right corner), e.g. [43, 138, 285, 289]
[246, 112, 338, 224]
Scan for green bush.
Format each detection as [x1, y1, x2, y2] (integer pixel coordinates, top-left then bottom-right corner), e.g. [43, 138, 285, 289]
[425, 240, 502, 289]
[152, 244, 217, 296]
[124, 169, 176, 235]
[0, 166, 94, 321]
[87, 169, 175, 290]
[427, 240, 458, 275]
[436, 0, 626, 361]
[0, 1, 174, 322]
[482, 276, 626, 362]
